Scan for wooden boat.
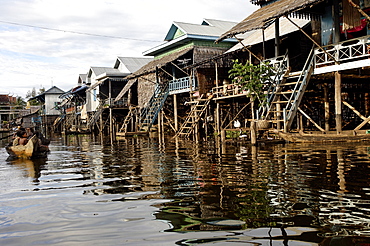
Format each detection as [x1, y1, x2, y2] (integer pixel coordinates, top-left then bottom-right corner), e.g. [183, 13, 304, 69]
[277, 130, 370, 143]
[5, 135, 49, 159]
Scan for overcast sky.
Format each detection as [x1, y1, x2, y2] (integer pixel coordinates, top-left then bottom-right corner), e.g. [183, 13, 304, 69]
[0, 0, 258, 98]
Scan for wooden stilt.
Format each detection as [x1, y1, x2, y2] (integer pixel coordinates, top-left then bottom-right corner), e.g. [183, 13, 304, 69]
[250, 120, 257, 146]
[158, 110, 162, 137]
[275, 18, 280, 56]
[216, 103, 220, 135]
[335, 71, 342, 134]
[173, 94, 178, 131]
[324, 84, 330, 132]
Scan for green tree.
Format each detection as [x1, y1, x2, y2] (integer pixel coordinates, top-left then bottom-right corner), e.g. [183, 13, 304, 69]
[228, 60, 273, 106]
[26, 86, 45, 106]
[12, 96, 26, 109]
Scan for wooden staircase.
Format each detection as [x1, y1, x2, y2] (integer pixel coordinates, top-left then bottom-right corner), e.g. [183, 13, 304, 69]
[118, 106, 137, 133]
[258, 48, 315, 131]
[88, 99, 107, 128]
[138, 81, 169, 131]
[175, 97, 210, 138]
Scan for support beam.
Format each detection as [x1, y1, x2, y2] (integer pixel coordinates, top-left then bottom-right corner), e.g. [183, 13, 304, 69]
[173, 94, 178, 131]
[275, 18, 280, 57]
[298, 107, 325, 132]
[324, 84, 330, 132]
[335, 71, 342, 134]
[355, 115, 370, 131]
[343, 101, 367, 121]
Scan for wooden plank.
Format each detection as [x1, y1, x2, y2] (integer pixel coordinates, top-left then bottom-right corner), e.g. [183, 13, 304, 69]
[343, 101, 367, 121]
[355, 116, 370, 130]
[298, 107, 325, 132]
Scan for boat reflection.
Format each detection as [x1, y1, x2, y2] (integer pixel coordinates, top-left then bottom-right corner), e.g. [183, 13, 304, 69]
[7, 157, 47, 182]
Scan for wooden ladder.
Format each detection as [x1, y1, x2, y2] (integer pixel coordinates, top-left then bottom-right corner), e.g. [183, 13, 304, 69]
[88, 100, 107, 128]
[175, 98, 210, 138]
[118, 106, 137, 133]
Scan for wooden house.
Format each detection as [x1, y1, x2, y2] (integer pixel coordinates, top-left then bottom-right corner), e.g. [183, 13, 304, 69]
[214, 0, 370, 142]
[114, 19, 241, 137]
[0, 94, 19, 129]
[30, 86, 64, 135]
[83, 57, 153, 136]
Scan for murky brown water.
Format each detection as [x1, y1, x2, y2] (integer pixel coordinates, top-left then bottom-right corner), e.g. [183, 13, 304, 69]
[1, 135, 370, 245]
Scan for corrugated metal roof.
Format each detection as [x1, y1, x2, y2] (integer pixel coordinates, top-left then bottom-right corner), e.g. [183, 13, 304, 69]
[171, 19, 238, 39]
[115, 57, 154, 73]
[217, 0, 324, 42]
[115, 47, 194, 102]
[89, 67, 119, 77]
[227, 18, 310, 52]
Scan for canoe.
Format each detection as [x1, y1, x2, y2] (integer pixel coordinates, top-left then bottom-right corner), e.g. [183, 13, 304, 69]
[277, 130, 370, 143]
[5, 135, 49, 159]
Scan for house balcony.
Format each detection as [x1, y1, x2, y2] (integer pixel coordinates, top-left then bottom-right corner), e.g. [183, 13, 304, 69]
[212, 84, 249, 100]
[211, 54, 287, 100]
[168, 76, 196, 95]
[314, 35, 370, 74]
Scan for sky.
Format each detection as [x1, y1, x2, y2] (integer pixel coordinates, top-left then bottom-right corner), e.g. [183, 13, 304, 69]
[0, 0, 258, 99]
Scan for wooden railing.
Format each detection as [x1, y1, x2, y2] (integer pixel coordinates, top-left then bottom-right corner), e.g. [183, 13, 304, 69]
[168, 76, 196, 95]
[314, 35, 370, 74]
[212, 84, 248, 99]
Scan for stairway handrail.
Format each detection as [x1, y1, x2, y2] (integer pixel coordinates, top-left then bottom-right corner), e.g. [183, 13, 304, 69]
[258, 51, 289, 119]
[285, 46, 315, 123]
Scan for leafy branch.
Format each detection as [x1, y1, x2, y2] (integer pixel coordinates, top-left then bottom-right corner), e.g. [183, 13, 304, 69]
[228, 59, 273, 106]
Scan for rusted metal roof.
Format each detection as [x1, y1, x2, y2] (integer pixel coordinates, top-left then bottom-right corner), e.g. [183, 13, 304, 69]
[126, 47, 193, 80]
[114, 47, 194, 102]
[217, 0, 324, 42]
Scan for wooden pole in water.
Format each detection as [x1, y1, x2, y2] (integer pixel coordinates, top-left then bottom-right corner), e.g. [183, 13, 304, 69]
[158, 110, 162, 137]
[335, 71, 342, 134]
[324, 84, 330, 132]
[250, 120, 257, 146]
[109, 80, 113, 144]
[215, 61, 220, 136]
[174, 94, 178, 131]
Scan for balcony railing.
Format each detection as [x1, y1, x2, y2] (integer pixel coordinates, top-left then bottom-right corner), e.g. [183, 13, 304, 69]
[314, 35, 370, 74]
[168, 76, 196, 95]
[212, 83, 248, 99]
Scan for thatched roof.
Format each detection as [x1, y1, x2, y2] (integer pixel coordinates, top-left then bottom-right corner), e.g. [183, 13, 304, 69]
[217, 0, 324, 42]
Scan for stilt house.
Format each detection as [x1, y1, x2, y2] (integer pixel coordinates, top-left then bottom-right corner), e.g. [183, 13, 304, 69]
[114, 19, 241, 137]
[216, 0, 370, 141]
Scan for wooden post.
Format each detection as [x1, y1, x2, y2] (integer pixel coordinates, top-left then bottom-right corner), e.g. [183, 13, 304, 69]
[216, 102, 220, 135]
[250, 120, 257, 146]
[366, 93, 370, 116]
[100, 114, 103, 143]
[174, 94, 178, 131]
[221, 129, 226, 142]
[299, 113, 304, 133]
[158, 110, 162, 136]
[276, 100, 281, 130]
[324, 84, 330, 132]
[109, 107, 113, 144]
[335, 71, 342, 134]
[275, 18, 280, 57]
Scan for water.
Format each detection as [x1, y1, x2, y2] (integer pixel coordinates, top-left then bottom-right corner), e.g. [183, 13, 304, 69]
[1, 135, 370, 245]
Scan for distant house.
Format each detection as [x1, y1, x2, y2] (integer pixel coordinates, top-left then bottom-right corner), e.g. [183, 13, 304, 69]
[0, 94, 18, 128]
[30, 86, 65, 134]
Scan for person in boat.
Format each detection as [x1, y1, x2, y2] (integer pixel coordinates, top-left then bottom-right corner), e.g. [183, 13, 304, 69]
[13, 130, 28, 146]
[26, 127, 34, 139]
[34, 131, 50, 146]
